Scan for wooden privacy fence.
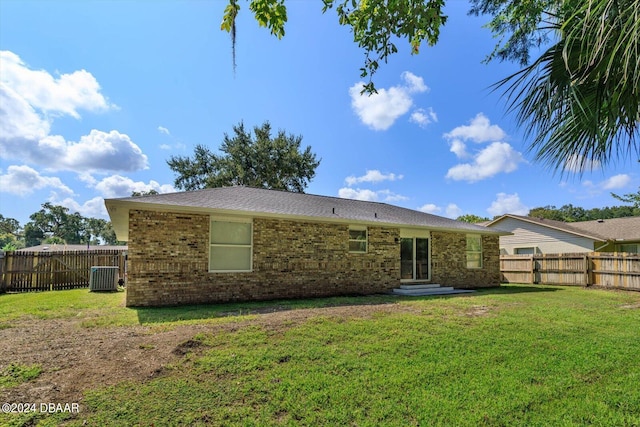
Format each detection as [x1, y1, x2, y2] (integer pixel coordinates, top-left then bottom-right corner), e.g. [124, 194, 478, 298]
[0, 250, 126, 293]
[501, 252, 640, 291]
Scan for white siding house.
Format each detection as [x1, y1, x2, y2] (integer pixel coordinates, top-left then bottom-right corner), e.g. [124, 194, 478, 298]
[487, 216, 598, 254]
[483, 215, 640, 255]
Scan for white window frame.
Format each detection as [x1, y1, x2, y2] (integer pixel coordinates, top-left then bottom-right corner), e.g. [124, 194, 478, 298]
[349, 226, 367, 253]
[514, 247, 537, 255]
[400, 229, 431, 282]
[466, 234, 483, 269]
[209, 217, 253, 272]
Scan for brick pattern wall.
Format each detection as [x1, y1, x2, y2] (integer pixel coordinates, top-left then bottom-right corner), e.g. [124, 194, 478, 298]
[125, 210, 500, 307]
[430, 232, 501, 288]
[126, 210, 400, 306]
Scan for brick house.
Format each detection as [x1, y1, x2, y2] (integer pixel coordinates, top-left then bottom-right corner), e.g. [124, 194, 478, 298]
[105, 186, 507, 307]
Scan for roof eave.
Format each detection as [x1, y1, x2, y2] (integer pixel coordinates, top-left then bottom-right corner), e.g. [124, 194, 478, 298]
[487, 214, 606, 241]
[104, 199, 509, 241]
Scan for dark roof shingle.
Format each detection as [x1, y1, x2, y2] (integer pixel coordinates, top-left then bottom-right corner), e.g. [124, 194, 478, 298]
[106, 186, 505, 239]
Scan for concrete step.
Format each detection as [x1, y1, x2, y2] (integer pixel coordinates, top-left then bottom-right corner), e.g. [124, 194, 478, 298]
[398, 283, 442, 290]
[392, 287, 475, 296]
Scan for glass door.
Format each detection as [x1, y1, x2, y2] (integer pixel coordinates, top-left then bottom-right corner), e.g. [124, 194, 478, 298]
[400, 237, 430, 280]
[416, 238, 429, 280]
[401, 238, 414, 279]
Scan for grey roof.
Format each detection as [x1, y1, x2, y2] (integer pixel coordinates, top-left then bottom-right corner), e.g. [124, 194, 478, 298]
[568, 216, 640, 241]
[106, 186, 506, 240]
[486, 214, 640, 242]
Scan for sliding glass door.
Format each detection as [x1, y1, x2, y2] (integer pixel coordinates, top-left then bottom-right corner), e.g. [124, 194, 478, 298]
[400, 237, 429, 280]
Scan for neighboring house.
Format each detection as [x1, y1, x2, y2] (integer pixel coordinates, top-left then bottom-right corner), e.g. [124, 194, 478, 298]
[105, 186, 508, 307]
[485, 214, 640, 255]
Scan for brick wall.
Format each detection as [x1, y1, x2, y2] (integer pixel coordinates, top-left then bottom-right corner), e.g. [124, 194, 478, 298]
[431, 232, 501, 288]
[126, 210, 400, 306]
[125, 210, 500, 307]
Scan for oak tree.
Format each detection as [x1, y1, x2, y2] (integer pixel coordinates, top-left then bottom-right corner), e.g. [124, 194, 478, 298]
[167, 121, 320, 192]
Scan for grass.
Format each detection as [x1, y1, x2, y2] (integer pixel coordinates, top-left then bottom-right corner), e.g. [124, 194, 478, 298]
[1, 285, 639, 426]
[0, 363, 42, 388]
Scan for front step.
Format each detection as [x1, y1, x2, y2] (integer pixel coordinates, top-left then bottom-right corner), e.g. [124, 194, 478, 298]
[392, 283, 475, 296]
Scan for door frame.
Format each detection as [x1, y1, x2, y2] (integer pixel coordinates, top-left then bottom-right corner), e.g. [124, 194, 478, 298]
[400, 229, 431, 282]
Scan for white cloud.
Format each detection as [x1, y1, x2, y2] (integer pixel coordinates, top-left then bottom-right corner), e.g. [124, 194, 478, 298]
[0, 50, 148, 173]
[93, 175, 175, 198]
[418, 203, 441, 214]
[1, 51, 114, 118]
[487, 193, 529, 217]
[345, 170, 403, 186]
[338, 187, 379, 201]
[49, 195, 109, 219]
[159, 144, 171, 150]
[601, 174, 631, 190]
[410, 107, 437, 128]
[158, 126, 170, 135]
[338, 187, 406, 203]
[445, 203, 463, 218]
[563, 154, 601, 173]
[446, 142, 524, 182]
[401, 71, 428, 93]
[377, 189, 408, 202]
[449, 139, 469, 159]
[349, 71, 431, 131]
[0, 165, 73, 195]
[417, 203, 462, 218]
[444, 113, 506, 143]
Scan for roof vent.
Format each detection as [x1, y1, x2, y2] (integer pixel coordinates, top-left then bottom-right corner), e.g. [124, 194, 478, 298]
[597, 219, 604, 223]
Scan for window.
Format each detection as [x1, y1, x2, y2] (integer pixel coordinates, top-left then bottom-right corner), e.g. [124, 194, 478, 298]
[617, 243, 639, 254]
[515, 247, 536, 255]
[349, 227, 367, 253]
[466, 235, 482, 269]
[209, 219, 252, 272]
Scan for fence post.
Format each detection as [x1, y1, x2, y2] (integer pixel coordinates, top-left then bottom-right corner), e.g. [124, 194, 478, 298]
[0, 251, 5, 293]
[583, 253, 589, 286]
[530, 254, 535, 284]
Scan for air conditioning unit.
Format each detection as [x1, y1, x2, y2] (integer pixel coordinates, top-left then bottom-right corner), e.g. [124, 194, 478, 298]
[89, 266, 119, 291]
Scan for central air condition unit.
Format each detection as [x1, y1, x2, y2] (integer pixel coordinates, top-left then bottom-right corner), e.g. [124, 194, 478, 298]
[89, 266, 119, 291]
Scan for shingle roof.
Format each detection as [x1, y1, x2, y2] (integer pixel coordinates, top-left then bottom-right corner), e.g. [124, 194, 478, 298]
[486, 214, 640, 242]
[568, 216, 640, 241]
[106, 186, 507, 240]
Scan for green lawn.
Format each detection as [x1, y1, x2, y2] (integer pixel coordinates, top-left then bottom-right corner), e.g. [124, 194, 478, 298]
[1, 285, 639, 426]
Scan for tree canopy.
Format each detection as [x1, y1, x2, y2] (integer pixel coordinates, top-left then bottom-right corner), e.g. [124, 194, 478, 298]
[18, 203, 120, 248]
[221, 0, 446, 94]
[167, 121, 320, 192]
[527, 203, 640, 222]
[471, 0, 640, 173]
[224, 0, 640, 171]
[456, 214, 490, 224]
[612, 187, 640, 208]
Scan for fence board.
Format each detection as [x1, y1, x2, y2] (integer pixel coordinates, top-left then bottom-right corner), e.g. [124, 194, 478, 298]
[501, 252, 640, 291]
[0, 250, 126, 293]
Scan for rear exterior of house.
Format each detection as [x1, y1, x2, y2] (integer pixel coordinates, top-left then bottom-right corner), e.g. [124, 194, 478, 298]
[106, 187, 506, 307]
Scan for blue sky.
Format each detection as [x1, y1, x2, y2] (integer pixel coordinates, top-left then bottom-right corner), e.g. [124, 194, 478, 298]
[1, 0, 637, 227]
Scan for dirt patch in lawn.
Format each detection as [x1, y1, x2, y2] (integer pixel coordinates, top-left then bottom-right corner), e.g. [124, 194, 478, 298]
[0, 301, 414, 405]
